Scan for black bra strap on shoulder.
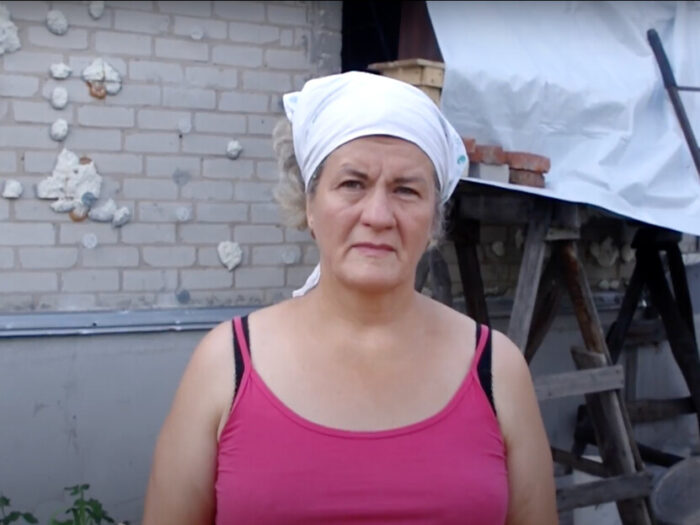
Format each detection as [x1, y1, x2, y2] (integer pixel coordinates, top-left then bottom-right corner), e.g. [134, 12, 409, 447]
[476, 324, 497, 417]
[232, 316, 249, 396]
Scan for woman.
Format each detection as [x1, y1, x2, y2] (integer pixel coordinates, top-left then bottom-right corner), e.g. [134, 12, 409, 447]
[143, 72, 557, 524]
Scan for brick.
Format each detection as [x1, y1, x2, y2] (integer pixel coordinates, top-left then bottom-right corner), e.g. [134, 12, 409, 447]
[82, 246, 140, 267]
[129, 60, 183, 83]
[144, 246, 195, 267]
[236, 138, 274, 159]
[173, 16, 227, 40]
[285, 227, 313, 242]
[62, 270, 119, 292]
[163, 87, 215, 109]
[96, 31, 152, 56]
[123, 269, 177, 291]
[28, 26, 88, 49]
[125, 132, 179, 153]
[19, 247, 78, 269]
[264, 49, 308, 70]
[115, 9, 170, 34]
[90, 153, 143, 175]
[267, 4, 308, 25]
[60, 224, 119, 245]
[505, 151, 551, 173]
[252, 245, 300, 265]
[2, 51, 64, 73]
[180, 180, 233, 200]
[509, 169, 545, 188]
[181, 268, 233, 290]
[242, 70, 292, 92]
[108, 2, 155, 12]
[213, 1, 264, 21]
[0, 100, 7, 120]
[138, 109, 191, 130]
[78, 106, 134, 128]
[471, 145, 506, 165]
[286, 265, 317, 287]
[12, 101, 73, 124]
[228, 22, 279, 44]
[41, 79, 93, 104]
[121, 224, 176, 244]
[179, 224, 231, 243]
[315, 31, 342, 57]
[0, 248, 14, 269]
[0, 272, 57, 293]
[53, 3, 113, 28]
[65, 129, 123, 152]
[69, 55, 129, 77]
[235, 181, 273, 202]
[185, 66, 238, 89]
[0, 223, 55, 246]
[98, 292, 158, 309]
[155, 38, 209, 61]
[138, 202, 193, 222]
[104, 84, 161, 106]
[219, 92, 268, 112]
[197, 247, 222, 266]
[13, 199, 71, 219]
[0, 199, 8, 221]
[0, 151, 17, 173]
[0, 294, 34, 310]
[235, 267, 284, 288]
[316, 1, 342, 31]
[280, 29, 293, 47]
[0, 75, 39, 97]
[234, 225, 282, 243]
[181, 134, 231, 155]
[212, 45, 263, 67]
[250, 203, 281, 224]
[462, 137, 477, 155]
[196, 203, 248, 222]
[146, 155, 201, 177]
[303, 244, 320, 265]
[255, 160, 279, 181]
[123, 178, 178, 199]
[157, 1, 211, 16]
[248, 116, 278, 136]
[186, 289, 264, 306]
[194, 113, 245, 134]
[37, 294, 97, 311]
[203, 158, 254, 179]
[5, 1, 48, 21]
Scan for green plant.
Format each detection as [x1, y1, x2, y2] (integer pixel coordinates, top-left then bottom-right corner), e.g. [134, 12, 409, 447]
[0, 494, 37, 524]
[49, 485, 114, 525]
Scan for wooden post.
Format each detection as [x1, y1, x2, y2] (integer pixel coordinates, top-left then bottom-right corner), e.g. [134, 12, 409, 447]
[507, 202, 551, 351]
[428, 247, 453, 307]
[524, 250, 562, 363]
[451, 218, 490, 325]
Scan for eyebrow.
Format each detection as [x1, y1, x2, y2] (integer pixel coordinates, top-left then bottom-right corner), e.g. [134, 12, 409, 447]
[338, 167, 428, 186]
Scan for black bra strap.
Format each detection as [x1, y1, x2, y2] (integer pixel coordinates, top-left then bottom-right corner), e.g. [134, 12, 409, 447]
[476, 324, 497, 417]
[232, 315, 249, 396]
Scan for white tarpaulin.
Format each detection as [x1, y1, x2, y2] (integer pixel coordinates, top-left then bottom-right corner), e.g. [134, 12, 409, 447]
[428, 1, 700, 235]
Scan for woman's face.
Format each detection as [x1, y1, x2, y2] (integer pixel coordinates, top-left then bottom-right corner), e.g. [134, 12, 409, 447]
[307, 136, 437, 294]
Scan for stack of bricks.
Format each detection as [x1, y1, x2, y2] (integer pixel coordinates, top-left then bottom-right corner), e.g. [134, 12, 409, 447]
[0, 1, 343, 313]
[463, 138, 550, 189]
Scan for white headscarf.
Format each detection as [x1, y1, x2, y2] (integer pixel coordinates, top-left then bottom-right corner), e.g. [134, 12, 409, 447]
[282, 71, 468, 296]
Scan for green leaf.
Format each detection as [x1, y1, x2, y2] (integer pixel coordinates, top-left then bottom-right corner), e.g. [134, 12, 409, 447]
[80, 484, 90, 492]
[0, 496, 10, 506]
[22, 513, 38, 524]
[6, 512, 20, 524]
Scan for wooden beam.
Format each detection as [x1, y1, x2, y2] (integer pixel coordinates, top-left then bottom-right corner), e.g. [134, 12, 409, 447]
[627, 396, 696, 423]
[507, 202, 551, 351]
[551, 447, 609, 478]
[556, 472, 653, 512]
[524, 251, 562, 363]
[606, 261, 645, 363]
[535, 366, 624, 401]
[428, 247, 452, 307]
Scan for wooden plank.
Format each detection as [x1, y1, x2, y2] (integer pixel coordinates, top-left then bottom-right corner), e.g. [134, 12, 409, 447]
[450, 218, 490, 325]
[607, 261, 645, 363]
[507, 202, 551, 351]
[551, 447, 610, 478]
[455, 194, 533, 224]
[627, 397, 696, 423]
[556, 472, 653, 513]
[524, 251, 562, 363]
[535, 366, 624, 401]
[570, 346, 654, 524]
[667, 243, 697, 342]
[414, 251, 430, 292]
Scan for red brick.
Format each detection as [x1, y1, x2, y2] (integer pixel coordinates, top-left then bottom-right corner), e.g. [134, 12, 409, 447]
[505, 151, 550, 173]
[509, 169, 545, 188]
[461, 137, 476, 155]
[471, 144, 506, 165]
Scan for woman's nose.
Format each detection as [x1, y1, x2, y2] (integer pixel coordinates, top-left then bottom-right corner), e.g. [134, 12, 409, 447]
[360, 186, 396, 229]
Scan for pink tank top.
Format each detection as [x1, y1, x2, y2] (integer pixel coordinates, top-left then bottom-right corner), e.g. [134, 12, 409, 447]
[215, 317, 508, 524]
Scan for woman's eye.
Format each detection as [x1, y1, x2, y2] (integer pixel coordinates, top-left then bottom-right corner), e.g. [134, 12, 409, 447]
[396, 186, 419, 196]
[340, 180, 363, 189]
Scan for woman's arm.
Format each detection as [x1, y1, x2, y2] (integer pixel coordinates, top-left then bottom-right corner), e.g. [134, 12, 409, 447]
[491, 329, 558, 525]
[142, 321, 234, 525]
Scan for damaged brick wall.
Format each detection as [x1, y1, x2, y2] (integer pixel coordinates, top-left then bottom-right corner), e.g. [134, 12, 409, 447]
[0, 0, 342, 312]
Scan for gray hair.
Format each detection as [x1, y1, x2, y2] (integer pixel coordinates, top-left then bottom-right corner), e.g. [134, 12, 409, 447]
[271, 118, 447, 245]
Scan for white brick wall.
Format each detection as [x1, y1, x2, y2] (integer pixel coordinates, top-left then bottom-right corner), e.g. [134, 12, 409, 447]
[0, 0, 342, 312]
